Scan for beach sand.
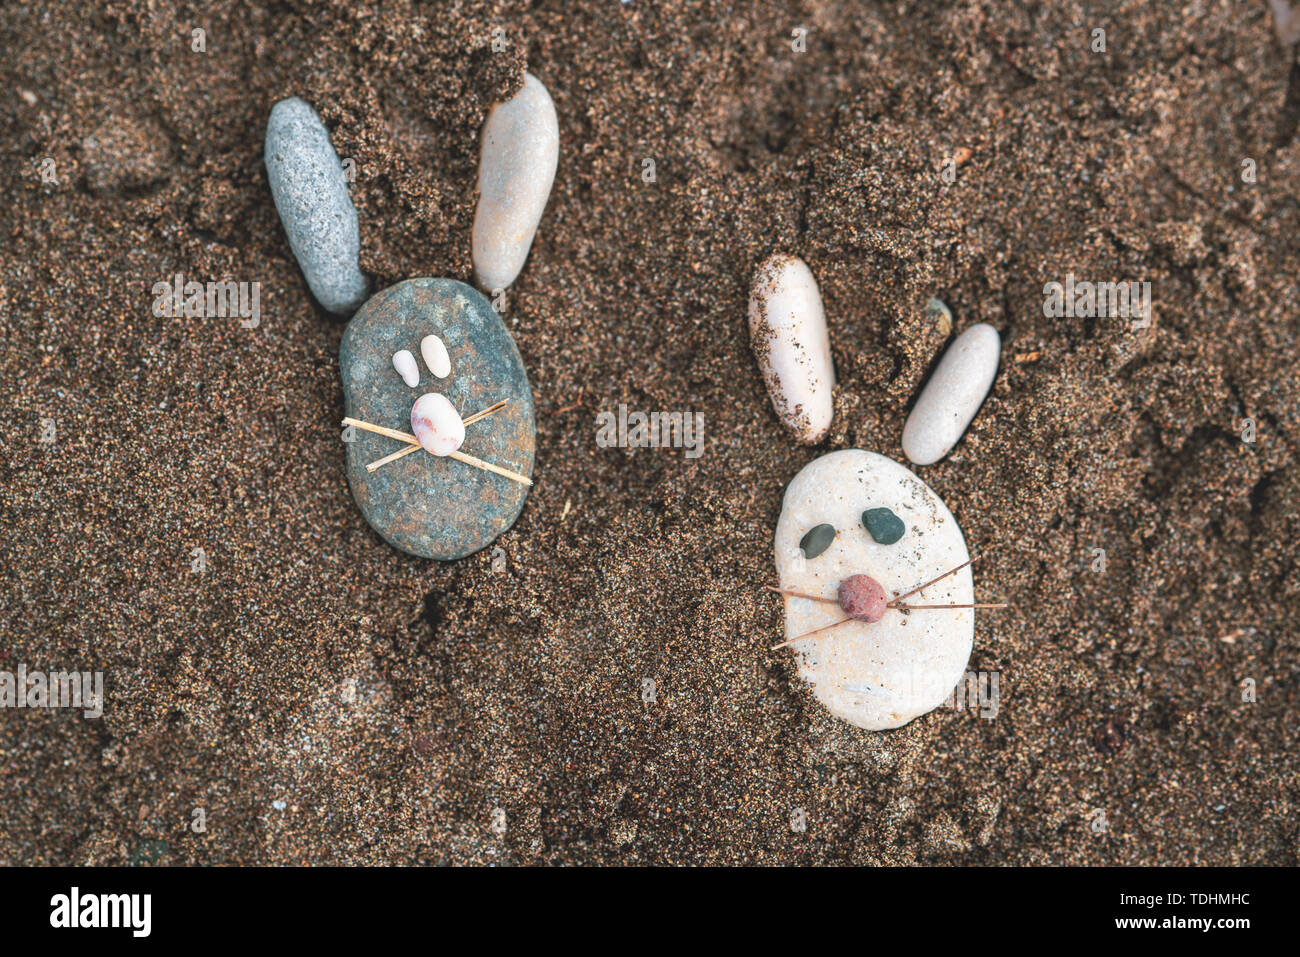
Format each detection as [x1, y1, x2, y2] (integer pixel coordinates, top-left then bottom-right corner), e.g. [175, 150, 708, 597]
[1, 0, 1297, 864]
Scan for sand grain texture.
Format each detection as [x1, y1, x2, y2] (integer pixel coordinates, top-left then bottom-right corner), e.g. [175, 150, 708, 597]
[1, 1, 1298, 865]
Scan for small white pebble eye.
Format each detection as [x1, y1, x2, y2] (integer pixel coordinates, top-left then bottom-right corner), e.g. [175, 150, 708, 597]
[392, 349, 419, 387]
[421, 334, 451, 379]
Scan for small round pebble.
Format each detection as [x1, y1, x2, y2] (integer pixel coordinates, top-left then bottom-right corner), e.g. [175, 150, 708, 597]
[799, 523, 836, 559]
[838, 574, 887, 623]
[420, 334, 450, 379]
[411, 393, 465, 456]
[264, 97, 368, 315]
[926, 298, 953, 337]
[862, 506, 906, 544]
[472, 73, 560, 292]
[901, 323, 1001, 465]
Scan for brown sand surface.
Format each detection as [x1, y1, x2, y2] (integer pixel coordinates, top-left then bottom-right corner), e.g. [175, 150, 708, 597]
[1, 1, 1298, 865]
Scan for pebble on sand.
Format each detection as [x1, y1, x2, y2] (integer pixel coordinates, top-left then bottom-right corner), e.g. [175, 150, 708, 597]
[901, 323, 1000, 465]
[926, 298, 953, 337]
[774, 450, 974, 730]
[472, 73, 560, 293]
[340, 279, 535, 561]
[748, 253, 835, 445]
[264, 96, 368, 315]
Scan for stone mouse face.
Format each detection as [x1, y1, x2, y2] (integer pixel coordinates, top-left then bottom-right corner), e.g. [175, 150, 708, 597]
[773, 449, 975, 730]
[340, 278, 536, 561]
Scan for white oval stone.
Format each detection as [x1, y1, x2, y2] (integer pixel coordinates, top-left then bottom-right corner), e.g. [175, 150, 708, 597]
[901, 323, 1000, 465]
[392, 349, 419, 388]
[774, 450, 974, 730]
[420, 334, 450, 379]
[410, 393, 465, 457]
[748, 253, 835, 445]
[472, 73, 560, 292]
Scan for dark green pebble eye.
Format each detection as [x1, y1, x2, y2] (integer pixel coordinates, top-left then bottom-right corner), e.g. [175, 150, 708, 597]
[862, 507, 905, 545]
[799, 523, 836, 559]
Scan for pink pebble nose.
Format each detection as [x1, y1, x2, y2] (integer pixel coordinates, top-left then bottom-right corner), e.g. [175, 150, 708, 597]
[838, 574, 888, 623]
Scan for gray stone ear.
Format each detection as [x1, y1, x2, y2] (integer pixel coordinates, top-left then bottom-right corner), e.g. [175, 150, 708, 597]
[264, 97, 368, 316]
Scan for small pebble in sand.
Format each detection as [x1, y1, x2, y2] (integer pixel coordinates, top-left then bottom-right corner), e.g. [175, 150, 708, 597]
[421, 334, 450, 378]
[926, 298, 953, 337]
[901, 323, 1000, 465]
[264, 97, 368, 315]
[472, 73, 560, 292]
[411, 393, 465, 456]
[82, 113, 170, 195]
[748, 253, 835, 445]
[392, 349, 419, 387]
[774, 450, 975, 730]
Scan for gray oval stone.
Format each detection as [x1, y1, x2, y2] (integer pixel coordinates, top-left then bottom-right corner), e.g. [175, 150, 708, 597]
[265, 97, 368, 315]
[340, 279, 535, 559]
[775, 450, 974, 730]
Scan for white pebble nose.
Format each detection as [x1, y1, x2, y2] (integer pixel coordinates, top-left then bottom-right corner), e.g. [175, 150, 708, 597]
[748, 253, 835, 445]
[392, 350, 420, 388]
[410, 393, 465, 457]
[420, 334, 451, 378]
[472, 73, 560, 292]
[901, 323, 1001, 465]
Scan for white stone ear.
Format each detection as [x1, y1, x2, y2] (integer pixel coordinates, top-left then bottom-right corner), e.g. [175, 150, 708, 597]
[421, 335, 450, 379]
[748, 253, 834, 445]
[392, 349, 419, 387]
